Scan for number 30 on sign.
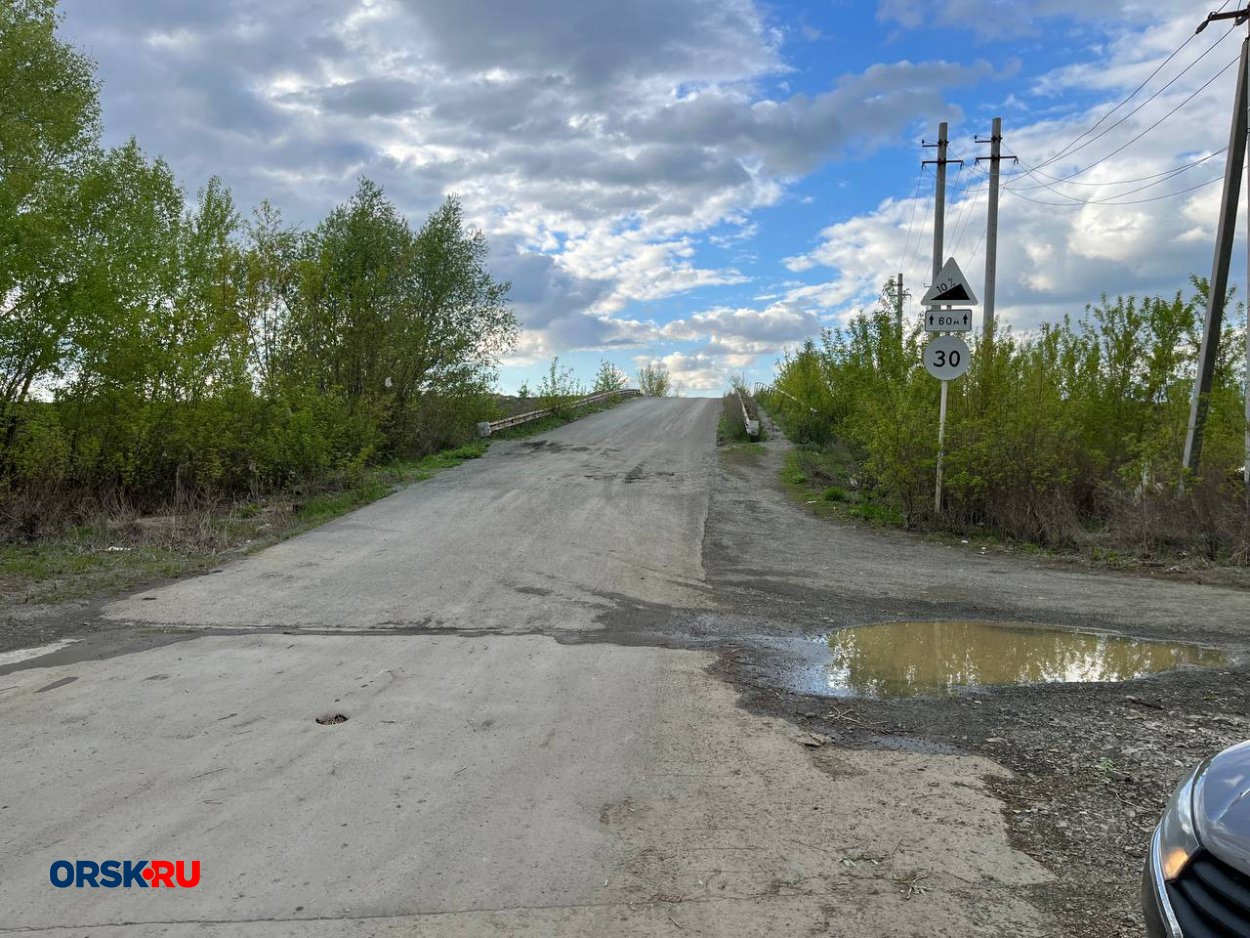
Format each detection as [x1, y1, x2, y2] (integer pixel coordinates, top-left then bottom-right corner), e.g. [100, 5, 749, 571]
[924, 335, 971, 380]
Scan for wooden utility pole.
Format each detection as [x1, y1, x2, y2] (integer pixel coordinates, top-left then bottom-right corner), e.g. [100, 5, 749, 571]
[975, 118, 1005, 351]
[1185, 8, 1250, 475]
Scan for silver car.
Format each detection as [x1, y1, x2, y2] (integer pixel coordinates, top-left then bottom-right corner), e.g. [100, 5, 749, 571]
[1144, 740, 1250, 936]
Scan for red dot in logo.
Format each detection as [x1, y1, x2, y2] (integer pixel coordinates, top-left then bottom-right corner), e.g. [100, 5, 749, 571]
[142, 867, 154, 881]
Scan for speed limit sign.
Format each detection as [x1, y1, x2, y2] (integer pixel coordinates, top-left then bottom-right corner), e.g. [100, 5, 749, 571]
[924, 335, 971, 380]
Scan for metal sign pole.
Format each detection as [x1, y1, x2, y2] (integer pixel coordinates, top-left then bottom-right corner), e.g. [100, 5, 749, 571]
[922, 257, 976, 516]
[935, 379, 949, 513]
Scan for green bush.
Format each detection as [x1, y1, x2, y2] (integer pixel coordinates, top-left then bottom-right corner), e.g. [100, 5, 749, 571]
[766, 280, 1250, 557]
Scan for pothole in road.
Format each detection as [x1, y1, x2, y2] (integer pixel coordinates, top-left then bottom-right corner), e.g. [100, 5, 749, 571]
[759, 620, 1226, 699]
[315, 713, 349, 725]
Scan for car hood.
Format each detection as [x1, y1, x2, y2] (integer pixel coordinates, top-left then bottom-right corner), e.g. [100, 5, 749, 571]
[1196, 740, 1250, 873]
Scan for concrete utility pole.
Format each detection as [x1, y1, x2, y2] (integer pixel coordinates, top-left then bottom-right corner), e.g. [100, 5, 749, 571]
[922, 122, 962, 514]
[975, 118, 1007, 351]
[922, 122, 959, 283]
[1185, 7, 1250, 476]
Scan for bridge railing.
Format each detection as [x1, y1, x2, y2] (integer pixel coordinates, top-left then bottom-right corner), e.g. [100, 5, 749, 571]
[477, 389, 642, 437]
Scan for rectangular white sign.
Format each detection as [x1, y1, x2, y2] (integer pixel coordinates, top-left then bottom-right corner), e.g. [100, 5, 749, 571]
[924, 308, 973, 333]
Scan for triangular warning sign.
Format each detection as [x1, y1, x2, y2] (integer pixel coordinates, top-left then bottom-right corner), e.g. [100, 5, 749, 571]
[921, 258, 978, 306]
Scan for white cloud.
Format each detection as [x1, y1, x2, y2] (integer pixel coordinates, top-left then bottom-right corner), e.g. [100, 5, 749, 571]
[60, 0, 991, 381]
[770, 8, 1244, 335]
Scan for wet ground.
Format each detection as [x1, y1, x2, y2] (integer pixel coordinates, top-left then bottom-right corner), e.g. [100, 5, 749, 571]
[692, 421, 1250, 938]
[751, 619, 1226, 699]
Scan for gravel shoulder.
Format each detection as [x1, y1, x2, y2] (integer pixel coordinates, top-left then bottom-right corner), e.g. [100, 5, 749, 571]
[702, 418, 1250, 938]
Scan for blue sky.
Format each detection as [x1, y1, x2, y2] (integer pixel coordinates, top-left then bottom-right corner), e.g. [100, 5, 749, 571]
[58, 0, 1248, 395]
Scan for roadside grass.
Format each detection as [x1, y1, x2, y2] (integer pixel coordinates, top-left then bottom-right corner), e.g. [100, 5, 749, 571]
[775, 437, 1250, 585]
[291, 442, 487, 529]
[717, 412, 767, 471]
[0, 543, 201, 605]
[779, 448, 902, 528]
[0, 442, 489, 606]
[0, 394, 630, 608]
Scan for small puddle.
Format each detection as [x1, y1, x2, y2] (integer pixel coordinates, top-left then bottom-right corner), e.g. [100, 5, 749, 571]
[780, 620, 1225, 699]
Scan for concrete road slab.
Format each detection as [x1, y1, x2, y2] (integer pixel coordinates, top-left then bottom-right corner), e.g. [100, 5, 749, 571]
[0, 632, 1047, 936]
[1, 400, 1058, 936]
[101, 399, 721, 632]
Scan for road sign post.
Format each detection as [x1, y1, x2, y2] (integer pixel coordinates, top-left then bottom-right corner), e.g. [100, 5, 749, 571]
[936, 379, 949, 513]
[921, 258, 977, 515]
[923, 334, 971, 513]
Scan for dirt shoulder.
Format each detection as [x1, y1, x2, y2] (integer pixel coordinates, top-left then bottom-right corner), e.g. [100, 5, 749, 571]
[700, 418, 1250, 938]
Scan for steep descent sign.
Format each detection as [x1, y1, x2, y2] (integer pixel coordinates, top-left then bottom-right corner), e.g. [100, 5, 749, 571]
[921, 257, 978, 307]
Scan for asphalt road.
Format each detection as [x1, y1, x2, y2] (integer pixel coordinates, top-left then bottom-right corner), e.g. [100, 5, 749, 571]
[15, 396, 1244, 935]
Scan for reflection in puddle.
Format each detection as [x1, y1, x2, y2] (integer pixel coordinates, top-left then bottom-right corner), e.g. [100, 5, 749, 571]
[813, 620, 1224, 699]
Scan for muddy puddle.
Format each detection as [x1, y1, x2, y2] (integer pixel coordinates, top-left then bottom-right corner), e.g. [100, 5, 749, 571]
[757, 620, 1226, 699]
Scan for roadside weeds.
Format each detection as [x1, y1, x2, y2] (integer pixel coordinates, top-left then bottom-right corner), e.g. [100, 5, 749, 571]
[0, 396, 629, 613]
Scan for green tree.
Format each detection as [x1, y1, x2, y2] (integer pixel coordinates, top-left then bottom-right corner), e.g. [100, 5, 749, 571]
[0, 0, 100, 447]
[637, 362, 672, 397]
[288, 180, 515, 457]
[592, 360, 628, 393]
[537, 356, 579, 415]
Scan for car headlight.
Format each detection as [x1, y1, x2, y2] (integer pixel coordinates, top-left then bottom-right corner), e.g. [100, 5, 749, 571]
[1157, 765, 1202, 881]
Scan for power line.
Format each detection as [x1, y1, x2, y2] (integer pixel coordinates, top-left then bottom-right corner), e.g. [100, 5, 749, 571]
[896, 164, 927, 273]
[951, 172, 988, 256]
[1031, 21, 1237, 174]
[1006, 53, 1241, 194]
[1008, 147, 1228, 191]
[1033, 0, 1234, 172]
[1002, 173, 1224, 207]
[945, 159, 976, 255]
[1017, 154, 1226, 203]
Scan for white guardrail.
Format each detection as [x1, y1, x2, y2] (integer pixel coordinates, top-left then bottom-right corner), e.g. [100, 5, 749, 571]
[477, 389, 642, 437]
[754, 383, 818, 415]
[736, 389, 760, 441]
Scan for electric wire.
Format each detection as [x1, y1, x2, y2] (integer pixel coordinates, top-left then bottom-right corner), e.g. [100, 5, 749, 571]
[896, 164, 927, 274]
[1032, 0, 1234, 172]
[970, 151, 1218, 204]
[952, 172, 989, 257]
[1020, 155, 1226, 202]
[1030, 22, 1236, 176]
[1008, 147, 1228, 191]
[1002, 173, 1224, 207]
[905, 185, 935, 299]
[1005, 53, 1241, 196]
[945, 158, 976, 257]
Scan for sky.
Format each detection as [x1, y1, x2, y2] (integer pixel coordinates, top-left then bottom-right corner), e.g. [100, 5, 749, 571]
[56, 0, 1250, 396]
